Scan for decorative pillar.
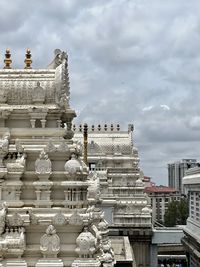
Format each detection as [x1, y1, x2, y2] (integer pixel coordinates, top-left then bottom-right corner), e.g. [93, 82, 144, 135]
[40, 119, 46, 128]
[83, 123, 88, 166]
[30, 119, 36, 128]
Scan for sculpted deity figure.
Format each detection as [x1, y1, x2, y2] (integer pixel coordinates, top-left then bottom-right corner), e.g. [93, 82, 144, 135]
[40, 225, 60, 258]
[0, 202, 7, 235]
[48, 49, 68, 69]
[35, 151, 52, 175]
[32, 81, 45, 104]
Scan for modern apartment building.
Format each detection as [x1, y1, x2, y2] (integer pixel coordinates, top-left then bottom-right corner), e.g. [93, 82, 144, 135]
[145, 186, 181, 224]
[168, 159, 198, 193]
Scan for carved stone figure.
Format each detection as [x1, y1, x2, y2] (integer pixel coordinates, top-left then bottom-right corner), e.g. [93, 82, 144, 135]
[87, 172, 101, 202]
[48, 49, 68, 69]
[75, 227, 96, 258]
[32, 82, 46, 104]
[0, 133, 10, 167]
[99, 240, 115, 267]
[0, 89, 7, 103]
[40, 225, 60, 258]
[0, 202, 7, 235]
[35, 151, 52, 176]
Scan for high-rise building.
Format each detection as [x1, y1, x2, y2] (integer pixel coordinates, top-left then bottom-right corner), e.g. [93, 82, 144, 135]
[168, 159, 198, 193]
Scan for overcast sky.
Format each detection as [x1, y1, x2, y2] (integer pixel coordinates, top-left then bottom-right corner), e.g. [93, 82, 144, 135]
[1, 0, 200, 185]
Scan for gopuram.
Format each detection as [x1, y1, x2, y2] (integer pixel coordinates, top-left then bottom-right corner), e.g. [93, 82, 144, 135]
[0, 49, 115, 267]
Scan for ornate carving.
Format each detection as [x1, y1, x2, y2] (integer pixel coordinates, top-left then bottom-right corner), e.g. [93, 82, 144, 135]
[69, 210, 83, 225]
[48, 49, 67, 69]
[99, 240, 115, 267]
[15, 139, 24, 153]
[57, 140, 69, 153]
[64, 154, 82, 176]
[0, 89, 7, 103]
[53, 211, 66, 226]
[32, 82, 46, 104]
[7, 212, 24, 227]
[0, 202, 7, 235]
[40, 225, 60, 258]
[87, 172, 101, 202]
[75, 227, 96, 258]
[35, 151, 52, 175]
[6, 153, 26, 173]
[29, 210, 39, 224]
[45, 139, 56, 153]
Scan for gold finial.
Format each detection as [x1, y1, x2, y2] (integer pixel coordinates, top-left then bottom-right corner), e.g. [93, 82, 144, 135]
[24, 48, 32, 69]
[4, 48, 12, 69]
[83, 123, 88, 166]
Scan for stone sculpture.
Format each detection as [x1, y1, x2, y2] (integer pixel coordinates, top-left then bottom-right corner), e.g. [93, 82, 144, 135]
[75, 227, 96, 258]
[0, 202, 7, 235]
[35, 151, 52, 176]
[40, 225, 60, 258]
[32, 81, 46, 104]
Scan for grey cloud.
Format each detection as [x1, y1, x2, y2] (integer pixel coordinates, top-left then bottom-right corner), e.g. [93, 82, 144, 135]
[0, 0, 199, 185]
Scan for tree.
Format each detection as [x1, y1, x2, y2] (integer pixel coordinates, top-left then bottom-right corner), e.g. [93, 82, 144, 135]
[164, 198, 189, 227]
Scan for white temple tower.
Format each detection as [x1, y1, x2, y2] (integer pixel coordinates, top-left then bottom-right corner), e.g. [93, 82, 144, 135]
[0, 49, 115, 267]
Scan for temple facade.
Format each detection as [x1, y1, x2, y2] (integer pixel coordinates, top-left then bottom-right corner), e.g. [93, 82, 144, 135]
[0, 49, 115, 267]
[74, 124, 152, 267]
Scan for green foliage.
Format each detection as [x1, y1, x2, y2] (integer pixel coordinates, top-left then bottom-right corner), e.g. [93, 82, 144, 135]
[164, 198, 189, 227]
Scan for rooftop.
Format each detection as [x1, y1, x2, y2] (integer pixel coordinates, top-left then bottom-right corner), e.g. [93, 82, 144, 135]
[145, 187, 177, 193]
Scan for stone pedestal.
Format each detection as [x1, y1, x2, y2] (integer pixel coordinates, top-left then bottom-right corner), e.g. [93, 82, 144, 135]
[35, 258, 63, 267]
[71, 259, 101, 267]
[6, 259, 27, 266]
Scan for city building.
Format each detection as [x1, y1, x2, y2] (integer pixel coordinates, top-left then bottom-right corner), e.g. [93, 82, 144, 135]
[0, 49, 116, 267]
[145, 187, 181, 224]
[143, 176, 156, 188]
[182, 167, 200, 266]
[168, 159, 199, 193]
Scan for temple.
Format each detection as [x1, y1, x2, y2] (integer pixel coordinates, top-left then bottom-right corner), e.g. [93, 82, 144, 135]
[0, 49, 115, 267]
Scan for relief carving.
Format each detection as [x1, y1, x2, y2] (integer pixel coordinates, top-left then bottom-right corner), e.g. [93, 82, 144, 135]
[0, 202, 7, 235]
[32, 82, 46, 104]
[35, 151, 52, 176]
[40, 225, 60, 258]
[75, 227, 96, 258]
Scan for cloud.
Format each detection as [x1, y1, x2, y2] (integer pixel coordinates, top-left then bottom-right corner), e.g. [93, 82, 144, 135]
[0, 0, 199, 185]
